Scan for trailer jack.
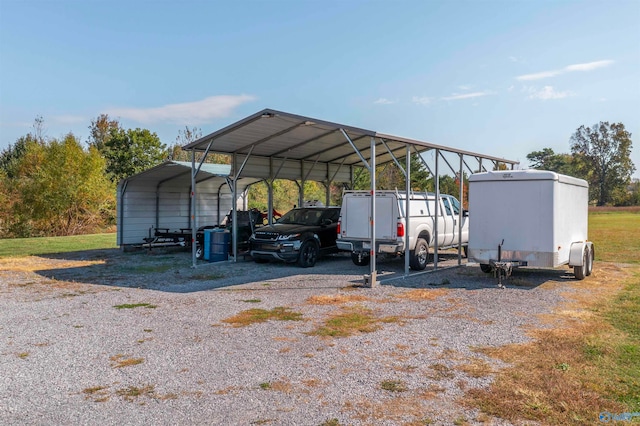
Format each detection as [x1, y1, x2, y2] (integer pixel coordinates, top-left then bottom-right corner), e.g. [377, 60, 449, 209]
[489, 239, 525, 289]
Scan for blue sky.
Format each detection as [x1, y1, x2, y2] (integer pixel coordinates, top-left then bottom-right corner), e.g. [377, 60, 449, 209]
[1, 0, 639, 177]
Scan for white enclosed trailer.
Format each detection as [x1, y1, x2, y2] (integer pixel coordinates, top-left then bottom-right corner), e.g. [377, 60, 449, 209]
[468, 170, 594, 284]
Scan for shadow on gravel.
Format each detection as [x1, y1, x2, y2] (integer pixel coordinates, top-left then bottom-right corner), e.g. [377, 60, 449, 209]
[33, 248, 367, 293]
[32, 247, 577, 294]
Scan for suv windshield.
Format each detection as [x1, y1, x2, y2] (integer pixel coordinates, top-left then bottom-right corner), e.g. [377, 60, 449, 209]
[277, 208, 337, 226]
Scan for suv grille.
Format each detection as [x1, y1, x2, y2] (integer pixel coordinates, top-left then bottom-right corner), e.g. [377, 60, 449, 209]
[254, 231, 279, 241]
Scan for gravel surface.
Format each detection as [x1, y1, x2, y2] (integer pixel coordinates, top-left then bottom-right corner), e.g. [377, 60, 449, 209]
[0, 248, 581, 425]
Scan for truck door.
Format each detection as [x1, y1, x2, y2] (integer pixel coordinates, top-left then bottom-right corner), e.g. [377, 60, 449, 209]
[440, 196, 456, 246]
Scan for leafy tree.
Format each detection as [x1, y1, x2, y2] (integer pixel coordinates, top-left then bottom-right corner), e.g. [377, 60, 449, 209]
[570, 122, 635, 206]
[526, 148, 575, 175]
[0, 135, 35, 179]
[8, 133, 114, 237]
[101, 127, 167, 182]
[353, 153, 431, 190]
[167, 126, 230, 164]
[1, 116, 48, 178]
[87, 114, 120, 151]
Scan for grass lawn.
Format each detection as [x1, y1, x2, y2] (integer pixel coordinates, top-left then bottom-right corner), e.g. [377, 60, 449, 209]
[589, 208, 640, 264]
[0, 233, 117, 258]
[467, 209, 640, 424]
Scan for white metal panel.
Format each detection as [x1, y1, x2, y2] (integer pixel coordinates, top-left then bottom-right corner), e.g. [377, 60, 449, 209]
[554, 176, 589, 264]
[340, 192, 397, 240]
[468, 170, 589, 267]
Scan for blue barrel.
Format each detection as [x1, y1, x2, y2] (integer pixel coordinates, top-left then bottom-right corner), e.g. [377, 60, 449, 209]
[210, 230, 230, 262]
[203, 229, 214, 261]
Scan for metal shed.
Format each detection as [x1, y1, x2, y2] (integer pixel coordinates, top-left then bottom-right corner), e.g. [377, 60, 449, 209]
[117, 160, 262, 248]
[183, 108, 519, 286]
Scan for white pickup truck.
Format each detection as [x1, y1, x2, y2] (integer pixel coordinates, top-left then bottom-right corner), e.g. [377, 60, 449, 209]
[336, 190, 469, 270]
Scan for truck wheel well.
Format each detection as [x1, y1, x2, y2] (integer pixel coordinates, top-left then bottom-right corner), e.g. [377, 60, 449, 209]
[418, 232, 430, 244]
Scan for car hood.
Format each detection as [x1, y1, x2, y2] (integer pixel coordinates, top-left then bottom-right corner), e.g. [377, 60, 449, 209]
[255, 223, 322, 235]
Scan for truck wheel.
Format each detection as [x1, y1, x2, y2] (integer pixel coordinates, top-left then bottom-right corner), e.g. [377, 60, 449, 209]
[351, 252, 370, 266]
[586, 245, 594, 276]
[298, 241, 319, 268]
[410, 238, 429, 270]
[574, 249, 588, 280]
[480, 264, 492, 273]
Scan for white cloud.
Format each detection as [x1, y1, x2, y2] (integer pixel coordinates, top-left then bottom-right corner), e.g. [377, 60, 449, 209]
[441, 91, 491, 101]
[458, 85, 472, 90]
[374, 98, 395, 105]
[516, 59, 614, 81]
[106, 94, 256, 125]
[412, 96, 433, 105]
[565, 60, 614, 72]
[516, 70, 563, 81]
[526, 86, 573, 100]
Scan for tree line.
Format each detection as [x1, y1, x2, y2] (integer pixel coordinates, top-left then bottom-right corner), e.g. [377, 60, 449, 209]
[526, 122, 637, 206]
[1, 117, 636, 239]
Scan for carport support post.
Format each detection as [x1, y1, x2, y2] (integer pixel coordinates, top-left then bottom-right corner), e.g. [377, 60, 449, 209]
[434, 150, 439, 270]
[232, 177, 238, 261]
[458, 154, 464, 265]
[266, 180, 274, 224]
[404, 145, 411, 276]
[190, 150, 197, 268]
[368, 136, 377, 287]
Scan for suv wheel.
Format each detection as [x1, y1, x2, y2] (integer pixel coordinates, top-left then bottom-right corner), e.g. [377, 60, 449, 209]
[410, 238, 429, 270]
[298, 240, 319, 268]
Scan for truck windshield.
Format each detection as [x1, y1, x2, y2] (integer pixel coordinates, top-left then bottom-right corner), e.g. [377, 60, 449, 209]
[450, 197, 461, 215]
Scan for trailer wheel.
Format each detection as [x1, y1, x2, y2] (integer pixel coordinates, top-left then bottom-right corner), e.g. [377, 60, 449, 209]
[574, 249, 588, 280]
[410, 238, 429, 270]
[351, 252, 370, 266]
[586, 245, 594, 276]
[298, 240, 319, 268]
[480, 264, 492, 273]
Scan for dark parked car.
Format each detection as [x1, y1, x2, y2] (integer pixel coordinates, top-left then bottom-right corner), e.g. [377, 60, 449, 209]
[249, 206, 341, 267]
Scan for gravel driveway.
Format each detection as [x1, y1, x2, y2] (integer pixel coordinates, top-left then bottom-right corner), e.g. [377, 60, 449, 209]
[0, 248, 580, 425]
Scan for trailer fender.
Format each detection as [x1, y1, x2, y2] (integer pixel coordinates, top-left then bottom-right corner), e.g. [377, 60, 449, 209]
[569, 241, 593, 267]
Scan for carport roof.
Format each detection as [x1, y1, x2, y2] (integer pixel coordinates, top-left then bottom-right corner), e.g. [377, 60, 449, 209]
[121, 160, 262, 189]
[183, 108, 518, 169]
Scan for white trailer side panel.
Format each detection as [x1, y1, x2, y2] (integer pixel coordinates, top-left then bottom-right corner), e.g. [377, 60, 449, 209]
[468, 170, 588, 268]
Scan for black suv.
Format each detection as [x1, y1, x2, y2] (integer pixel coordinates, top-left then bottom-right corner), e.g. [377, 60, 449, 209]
[249, 206, 340, 267]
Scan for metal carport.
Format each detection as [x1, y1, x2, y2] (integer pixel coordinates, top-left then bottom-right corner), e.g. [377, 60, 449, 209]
[183, 108, 518, 286]
[117, 160, 262, 249]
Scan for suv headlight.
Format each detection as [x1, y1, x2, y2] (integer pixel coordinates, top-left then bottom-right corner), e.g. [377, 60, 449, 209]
[277, 233, 300, 240]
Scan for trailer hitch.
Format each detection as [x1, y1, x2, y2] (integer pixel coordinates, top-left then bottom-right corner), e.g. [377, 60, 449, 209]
[491, 239, 512, 289]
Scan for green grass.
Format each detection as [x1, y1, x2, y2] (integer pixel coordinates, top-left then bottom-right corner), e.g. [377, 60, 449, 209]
[602, 271, 640, 409]
[0, 233, 117, 258]
[221, 307, 303, 327]
[589, 210, 640, 264]
[113, 303, 157, 310]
